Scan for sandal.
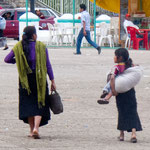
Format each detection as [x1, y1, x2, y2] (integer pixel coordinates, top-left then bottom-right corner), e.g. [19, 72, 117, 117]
[32, 130, 40, 139]
[117, 136, 124, 141]
[131, 137, 137, 143]
[100, 91, 108, 98]
[97, 99, 109, 104]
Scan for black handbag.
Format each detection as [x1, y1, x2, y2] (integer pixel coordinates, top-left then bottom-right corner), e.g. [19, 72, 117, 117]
[48, 90, 63, 114]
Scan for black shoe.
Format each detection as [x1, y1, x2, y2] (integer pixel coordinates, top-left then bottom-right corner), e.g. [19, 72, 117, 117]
[100, 91, 108, 98]
[3, 47, 9, 50]
[74, 52, 81, 55]
[97, 46, 101, 55]
[97, 99, 109, 104]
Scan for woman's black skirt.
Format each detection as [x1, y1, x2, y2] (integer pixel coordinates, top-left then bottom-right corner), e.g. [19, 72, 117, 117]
[116, 88, 142, 132]
[19, 73, 51, 126]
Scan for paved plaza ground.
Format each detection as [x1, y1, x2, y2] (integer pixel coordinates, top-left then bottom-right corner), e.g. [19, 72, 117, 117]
[0, 39, 150, 150]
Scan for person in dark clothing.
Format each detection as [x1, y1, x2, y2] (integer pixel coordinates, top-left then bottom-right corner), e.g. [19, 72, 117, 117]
[0, 29, 8, 50]
[4, 26, 56, 139]
[110, 48, 142, 143]
[0, 15, 8, 50]
[5, 12, 12, 20]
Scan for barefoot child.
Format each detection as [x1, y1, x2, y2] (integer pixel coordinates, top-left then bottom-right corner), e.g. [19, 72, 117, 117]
[97, 48, 131, 104]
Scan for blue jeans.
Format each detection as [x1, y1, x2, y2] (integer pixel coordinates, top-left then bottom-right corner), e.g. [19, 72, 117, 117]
[103, 81, 111, 93]
[76, 28, 99, 53]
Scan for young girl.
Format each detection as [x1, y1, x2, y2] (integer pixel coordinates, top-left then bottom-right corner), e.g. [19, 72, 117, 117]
[97, 48, 129, 104]
[100, 48, 142, 143]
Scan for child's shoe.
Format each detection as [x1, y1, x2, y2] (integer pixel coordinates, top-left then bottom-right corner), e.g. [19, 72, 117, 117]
[100, 91, 108, 98]
[97, 99, 109, 104]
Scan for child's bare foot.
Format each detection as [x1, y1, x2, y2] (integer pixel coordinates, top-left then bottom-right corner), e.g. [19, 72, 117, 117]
[118, 135, 124, 141]
[118, 131, 124, 141]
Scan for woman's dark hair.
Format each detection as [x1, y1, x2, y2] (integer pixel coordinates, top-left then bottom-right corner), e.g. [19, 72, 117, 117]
[115, 48, 132, 69]
[80, 4, 86, 10]
[21, 26, 36, 61]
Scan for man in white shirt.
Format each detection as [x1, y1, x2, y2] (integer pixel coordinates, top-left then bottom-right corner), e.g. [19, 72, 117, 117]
[123, 14, 139, 34]
[75, 4, 101, 55]
[124, 14, 144, 47]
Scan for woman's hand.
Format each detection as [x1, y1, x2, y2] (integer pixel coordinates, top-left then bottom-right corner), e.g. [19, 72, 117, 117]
[51, 80, 56, 91]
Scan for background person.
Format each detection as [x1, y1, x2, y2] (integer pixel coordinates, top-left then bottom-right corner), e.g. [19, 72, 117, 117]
[75, 4, 101, 55]
[123, 14, 139, 33]
[124, 14, 144, 47]
[4, 26, 56, 139]
[35, 10, 45, 19]
[0, 16, 8, 50]
[5, 12, 12, 20]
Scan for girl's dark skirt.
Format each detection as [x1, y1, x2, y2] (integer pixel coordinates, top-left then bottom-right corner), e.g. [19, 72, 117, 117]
[116, 88, 142, 132]
[19, 73, 50, 126]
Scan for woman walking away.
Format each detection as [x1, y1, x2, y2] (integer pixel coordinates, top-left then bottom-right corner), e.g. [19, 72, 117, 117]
[4, 26, 56, 139]
[110, 48, 142, 143]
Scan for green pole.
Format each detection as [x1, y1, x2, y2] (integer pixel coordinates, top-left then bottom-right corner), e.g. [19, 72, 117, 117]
[73, 0, 75, 33]
[26, 0, 28, 26]
[94, 0, 96, 43]
[73, 0, 75, 45]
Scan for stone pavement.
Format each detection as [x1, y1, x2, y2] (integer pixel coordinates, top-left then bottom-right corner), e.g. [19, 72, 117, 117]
[0, 39, 150, 150]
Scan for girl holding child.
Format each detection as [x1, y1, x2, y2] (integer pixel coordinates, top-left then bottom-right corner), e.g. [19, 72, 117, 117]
[98, 48, 142, 143]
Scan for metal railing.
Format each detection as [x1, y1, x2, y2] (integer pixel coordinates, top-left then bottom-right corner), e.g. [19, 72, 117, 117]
[37, 0, 117, 16]
[2, 0, 117, 17]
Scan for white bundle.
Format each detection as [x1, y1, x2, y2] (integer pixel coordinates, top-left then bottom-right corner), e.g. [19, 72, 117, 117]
[115, 66, 143, 93]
